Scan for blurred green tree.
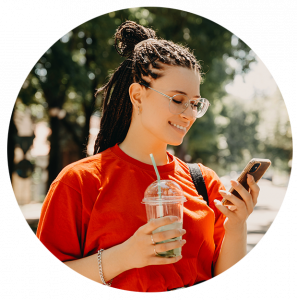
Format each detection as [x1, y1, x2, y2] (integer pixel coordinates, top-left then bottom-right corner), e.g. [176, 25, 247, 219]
[15, 7, 260, 187]
[18, 13, 125, 187]
[216, 97, 261, 174]
[254, 89, 292, 173]
[211, 88, 292, 176]
[9, 72, 40, 180]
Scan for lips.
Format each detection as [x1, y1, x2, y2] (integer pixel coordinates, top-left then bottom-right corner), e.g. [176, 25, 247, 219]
[168, 121, 187, 132]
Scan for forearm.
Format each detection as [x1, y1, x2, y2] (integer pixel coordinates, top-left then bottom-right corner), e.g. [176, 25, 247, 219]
[214, 222, 247, 276]
[64, 242, 130, 284]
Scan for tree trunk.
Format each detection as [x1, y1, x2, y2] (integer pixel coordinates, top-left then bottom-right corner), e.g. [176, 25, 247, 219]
[7, 110, 17, 180]
[175, 136, 189, 161]
[81, 107, 91, 157]
[47, 116, 61, 190]
[175, 144, 186, 160]
[82, 82, 98, 158]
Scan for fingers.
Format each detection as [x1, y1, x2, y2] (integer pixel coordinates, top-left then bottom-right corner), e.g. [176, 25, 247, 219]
[128, 216, 186, 269]
[139, 217, 188, 266]
[247, 174, 260, 206]
[149, 240, 185, 265]
[222, 198, 234, 206]
[150, 255, 183, 265]
[219, 190, 248, 211]
[155, 239, 186, 253]
[153, 228, 186, 243]
[142, 216, 179, 234]
[214, 199, 234, 218]
[220, 176, 259, 216]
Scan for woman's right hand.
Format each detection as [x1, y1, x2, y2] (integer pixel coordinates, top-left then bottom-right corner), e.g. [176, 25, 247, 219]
[120, 216, 186, 270]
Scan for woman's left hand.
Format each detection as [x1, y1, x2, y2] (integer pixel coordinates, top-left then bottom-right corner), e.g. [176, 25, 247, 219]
[214, 174, 260, 235]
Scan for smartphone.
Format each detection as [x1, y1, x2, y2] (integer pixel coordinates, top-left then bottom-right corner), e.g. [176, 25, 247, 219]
[222, 158, 271, 206]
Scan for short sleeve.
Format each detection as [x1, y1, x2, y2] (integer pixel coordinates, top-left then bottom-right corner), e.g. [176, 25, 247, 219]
[36, 180, 82, 262]
[199, 164, 226, 266]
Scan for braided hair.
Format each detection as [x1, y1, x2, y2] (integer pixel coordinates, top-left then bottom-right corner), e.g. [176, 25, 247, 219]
[93, 20, 202, 154]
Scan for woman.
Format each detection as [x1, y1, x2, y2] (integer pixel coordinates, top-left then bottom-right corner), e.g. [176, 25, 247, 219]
[36, 21, 259, 292]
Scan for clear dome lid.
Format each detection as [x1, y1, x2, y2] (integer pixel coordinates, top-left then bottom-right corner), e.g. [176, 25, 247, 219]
[142, 180, 187, 203]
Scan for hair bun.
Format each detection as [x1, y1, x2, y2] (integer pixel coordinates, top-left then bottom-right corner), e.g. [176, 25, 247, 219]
[114, 20, 156, 57]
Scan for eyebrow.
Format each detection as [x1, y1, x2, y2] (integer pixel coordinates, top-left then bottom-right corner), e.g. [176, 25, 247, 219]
[169, 90, 201, 98]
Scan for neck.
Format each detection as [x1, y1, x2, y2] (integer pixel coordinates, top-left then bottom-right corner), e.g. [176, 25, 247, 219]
[119, 135, 170, 166]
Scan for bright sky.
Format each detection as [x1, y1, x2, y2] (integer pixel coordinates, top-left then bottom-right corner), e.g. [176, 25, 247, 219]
[225, 55, 278, 100]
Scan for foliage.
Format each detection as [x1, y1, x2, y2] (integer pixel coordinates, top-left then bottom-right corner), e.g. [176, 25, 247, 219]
[203, 88, 292, 176]
[254, 89, 292, 173]
[14, 7, 291, 186]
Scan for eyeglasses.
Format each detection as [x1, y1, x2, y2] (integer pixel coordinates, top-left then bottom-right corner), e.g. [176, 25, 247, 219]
[140, 83, 210, 118]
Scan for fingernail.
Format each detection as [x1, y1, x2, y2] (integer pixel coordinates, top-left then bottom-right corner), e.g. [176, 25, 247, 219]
[248, 174, 254, 181]
[179, 229, 186, 234]
[219, 190, 227, 194]
[230, 180, 238, 186]
[180, 239, 186, 245]
[214, 199, 220, 205]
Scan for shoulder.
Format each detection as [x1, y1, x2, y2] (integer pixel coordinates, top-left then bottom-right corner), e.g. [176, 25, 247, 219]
[198, 164, 221, 183]
[196, 163, 225, 194]
[52, 148, 114, 191]
[197, 164, 226, 210]
[173, 156, 225, 200]
[173, 156, 220, 182]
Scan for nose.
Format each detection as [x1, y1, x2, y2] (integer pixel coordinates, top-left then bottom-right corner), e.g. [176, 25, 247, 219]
[180, 104, 195, 120]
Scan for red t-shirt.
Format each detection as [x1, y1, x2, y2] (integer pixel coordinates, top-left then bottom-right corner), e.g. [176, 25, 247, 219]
[37, 144, 226, 292]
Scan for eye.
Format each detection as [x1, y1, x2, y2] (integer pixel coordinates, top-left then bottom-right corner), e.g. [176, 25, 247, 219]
[172, 99, 182, 104]
[172, 94, 186, 104]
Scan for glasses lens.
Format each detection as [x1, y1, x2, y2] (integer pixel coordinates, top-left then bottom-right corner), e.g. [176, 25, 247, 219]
[170, 94, 189, 114]
[194, 98, 209, 118]
[170, 95, 210, 118]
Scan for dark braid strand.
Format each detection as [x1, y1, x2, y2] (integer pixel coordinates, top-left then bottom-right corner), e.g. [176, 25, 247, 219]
[94, 59, 133, 154]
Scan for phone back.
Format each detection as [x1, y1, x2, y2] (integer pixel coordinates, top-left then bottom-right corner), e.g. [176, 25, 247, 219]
[226, 158, 271, 203]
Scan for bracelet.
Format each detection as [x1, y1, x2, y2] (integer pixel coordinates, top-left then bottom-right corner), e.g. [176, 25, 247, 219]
[97, 249, 113, 286]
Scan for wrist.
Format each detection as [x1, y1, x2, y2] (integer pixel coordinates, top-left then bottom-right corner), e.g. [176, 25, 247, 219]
[100, 242, 132, 283]
[215, 222, 247, 276]
[224, 222, 247, 240]
[118, 239, 135, 271]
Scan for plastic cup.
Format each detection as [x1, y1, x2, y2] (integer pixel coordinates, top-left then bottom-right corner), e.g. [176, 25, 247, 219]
[142, 179, 187, 257]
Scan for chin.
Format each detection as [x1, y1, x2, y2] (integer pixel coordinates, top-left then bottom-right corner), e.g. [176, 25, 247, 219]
[167, 138, 184, 146]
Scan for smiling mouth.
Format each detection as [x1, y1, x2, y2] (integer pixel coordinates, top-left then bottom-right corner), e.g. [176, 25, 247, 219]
[168, 121, 187, 132]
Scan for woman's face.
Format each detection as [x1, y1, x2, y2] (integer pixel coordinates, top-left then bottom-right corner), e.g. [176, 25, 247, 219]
[140, 65, 201, 146]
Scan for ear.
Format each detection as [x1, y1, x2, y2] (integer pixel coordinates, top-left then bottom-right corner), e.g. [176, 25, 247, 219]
[129, 83, 143, 110]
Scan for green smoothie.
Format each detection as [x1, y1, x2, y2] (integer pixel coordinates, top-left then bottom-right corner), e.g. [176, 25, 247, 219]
[152, 222, 183, 257]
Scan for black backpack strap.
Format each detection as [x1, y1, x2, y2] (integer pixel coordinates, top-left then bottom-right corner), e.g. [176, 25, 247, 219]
[187, 164, 212, 278]
[187, 163, 209, 206]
